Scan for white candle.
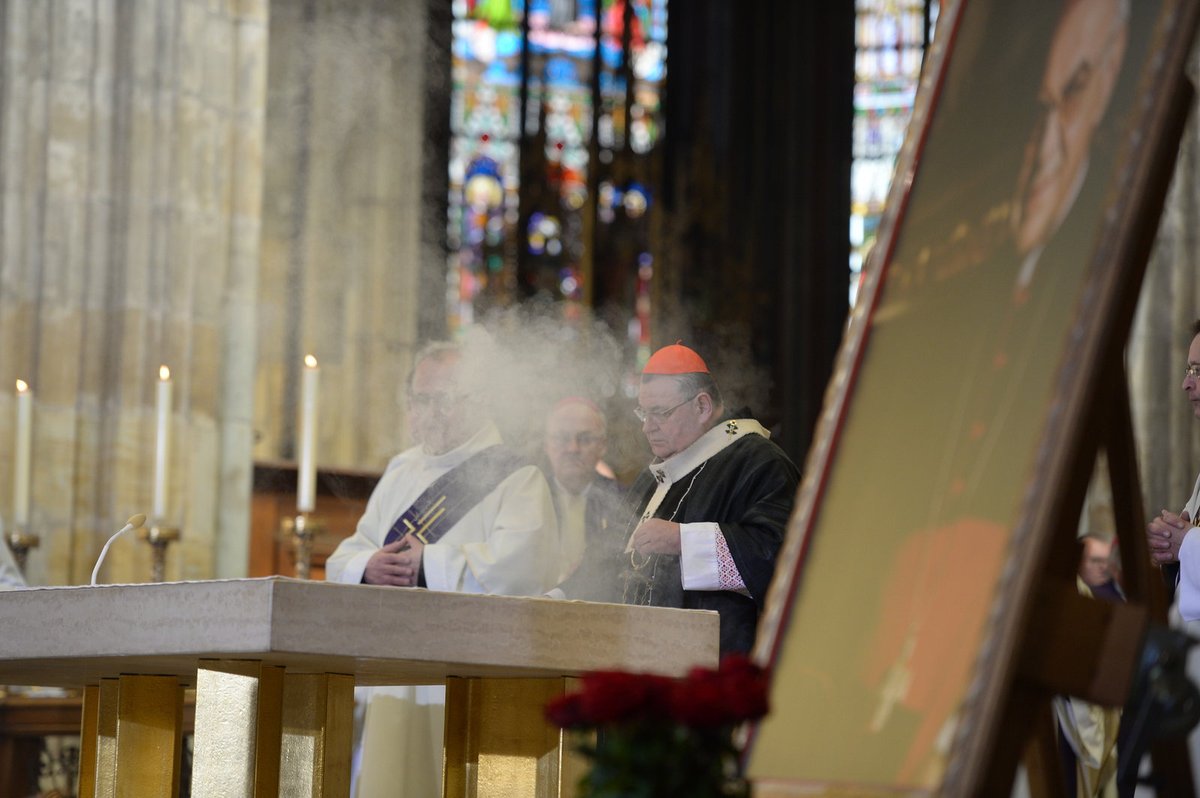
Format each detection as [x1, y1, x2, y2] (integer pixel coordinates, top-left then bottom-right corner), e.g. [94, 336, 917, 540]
[13, 380, 32, 528]
[153, 365, 172, 521]
[297, 355, 319, 513]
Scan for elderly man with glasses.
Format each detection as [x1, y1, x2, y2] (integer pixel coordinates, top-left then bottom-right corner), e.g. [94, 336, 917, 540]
[614, 342, 799, 654]
[541, 397, 626, 588]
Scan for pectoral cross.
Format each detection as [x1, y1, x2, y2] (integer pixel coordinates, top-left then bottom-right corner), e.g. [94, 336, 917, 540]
[402, 496, 447, 545]
[869, 633, 915, 733]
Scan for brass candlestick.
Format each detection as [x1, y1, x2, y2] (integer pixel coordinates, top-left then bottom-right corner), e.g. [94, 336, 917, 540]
[281, 513, 327, 580]
[138, 524, 180, 583]
[5, 527, 39, 575]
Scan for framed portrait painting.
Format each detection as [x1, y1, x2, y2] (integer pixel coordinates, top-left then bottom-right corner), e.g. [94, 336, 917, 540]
[747, 0, 1200, 793]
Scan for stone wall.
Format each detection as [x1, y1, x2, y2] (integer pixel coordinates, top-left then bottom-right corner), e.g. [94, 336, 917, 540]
[0, 0, 269, 583]
[0, 0, 449, 584]
[254, 0, 446, 473]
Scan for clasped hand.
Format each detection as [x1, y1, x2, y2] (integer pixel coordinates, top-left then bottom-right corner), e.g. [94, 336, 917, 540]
[363, 534, 425, 586]
[1146, 509, 1191, 565]
[628, 518, 682, 556]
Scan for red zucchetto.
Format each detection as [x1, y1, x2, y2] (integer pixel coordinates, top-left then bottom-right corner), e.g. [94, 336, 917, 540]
[642, 342, 709, 375]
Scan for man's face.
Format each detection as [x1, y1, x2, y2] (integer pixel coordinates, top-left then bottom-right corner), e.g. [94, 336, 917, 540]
[1078, 537, 1112, 587]
[407, 354, 473, 455]
[637, 377, 706, 460]
[1011, 0, 1127, 255]
[544, 403, 607, 493]
[1183, 333, 1200, 418]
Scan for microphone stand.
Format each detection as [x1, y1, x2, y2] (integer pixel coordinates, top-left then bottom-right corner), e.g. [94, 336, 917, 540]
[139, 521, 180, 583]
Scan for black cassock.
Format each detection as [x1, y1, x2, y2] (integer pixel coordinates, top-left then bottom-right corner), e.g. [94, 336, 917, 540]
[562, 429, 800, 655]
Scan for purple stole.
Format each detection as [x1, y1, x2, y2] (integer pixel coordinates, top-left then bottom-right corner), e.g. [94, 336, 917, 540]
[382, 445, 527, 547]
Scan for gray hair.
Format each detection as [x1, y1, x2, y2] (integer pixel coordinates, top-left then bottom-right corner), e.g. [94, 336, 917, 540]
[405, 341, 461, 393]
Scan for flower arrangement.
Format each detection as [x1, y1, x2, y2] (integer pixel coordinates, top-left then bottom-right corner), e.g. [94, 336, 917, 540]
[545, 654, 770, 798]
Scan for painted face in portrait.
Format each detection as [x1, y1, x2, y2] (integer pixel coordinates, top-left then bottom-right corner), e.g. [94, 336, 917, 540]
[407, 352, 476, 456]
[636, 376, 711, 461]
[544, 401, 608, 493]
[1183, 333, 1200, 419]
[1011, 0, 1128, 256]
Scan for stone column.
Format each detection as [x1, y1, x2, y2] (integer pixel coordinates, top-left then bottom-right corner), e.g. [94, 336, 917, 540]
[255, 0, 443, 474]
[215, 0, 271, 578]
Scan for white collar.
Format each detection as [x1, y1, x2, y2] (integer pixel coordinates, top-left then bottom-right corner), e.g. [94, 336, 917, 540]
[419, 420, 502, 469]
[648, 418, 767, 486]
[1014, 159, 1088, 294]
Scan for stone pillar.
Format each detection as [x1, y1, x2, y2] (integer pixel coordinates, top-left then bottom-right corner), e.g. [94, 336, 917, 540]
[215, 0, 271, 578]
[255, 0, 443, 475]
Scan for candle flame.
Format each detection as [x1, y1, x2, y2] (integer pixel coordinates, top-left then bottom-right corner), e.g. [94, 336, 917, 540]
[159, 365, 171, 381]
[304, 354, 318, 368]
[15, 379, 28, 393]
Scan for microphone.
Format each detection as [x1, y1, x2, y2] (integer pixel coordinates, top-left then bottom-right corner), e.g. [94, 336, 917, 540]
[90, 514, 147, 586]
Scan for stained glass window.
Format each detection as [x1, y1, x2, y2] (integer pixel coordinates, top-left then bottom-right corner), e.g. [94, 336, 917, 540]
[448, 0, 668, 342]
[850, 0, 938, 305]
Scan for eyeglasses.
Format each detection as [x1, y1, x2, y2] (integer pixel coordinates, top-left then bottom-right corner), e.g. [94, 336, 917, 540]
[548, 432, 605, 449]
[1186, 365, 1200, 381]
[408, 391, 466, 409]
[633, 395, 696, 424]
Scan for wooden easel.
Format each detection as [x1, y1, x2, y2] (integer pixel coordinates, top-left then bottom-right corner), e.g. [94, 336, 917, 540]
[976, 362, 1192, 797]
[966, 72, 1199, 798]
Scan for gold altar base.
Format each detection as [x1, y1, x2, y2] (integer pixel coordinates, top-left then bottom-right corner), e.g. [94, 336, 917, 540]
[5, 528, 39, 575]
[280, 514, 327, 580]
[444, 676, 587, 798]
[137, 525, 180, 583]
[78, 675, 184, 798]
[280, 672, 353, 796]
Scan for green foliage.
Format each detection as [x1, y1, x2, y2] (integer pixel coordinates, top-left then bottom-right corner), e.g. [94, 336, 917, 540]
[572, 722, 750, 798]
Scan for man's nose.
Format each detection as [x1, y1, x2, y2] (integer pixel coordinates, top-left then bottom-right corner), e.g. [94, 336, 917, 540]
[1039, 108, 1065, 168]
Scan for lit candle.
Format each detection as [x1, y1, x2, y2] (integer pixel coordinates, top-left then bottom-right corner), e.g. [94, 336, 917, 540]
[153, 366, 172, 521]
[13, 380, 32, 528]
[297, 355, 319, 513]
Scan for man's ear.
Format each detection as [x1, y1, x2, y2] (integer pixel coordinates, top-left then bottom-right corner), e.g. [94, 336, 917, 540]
[695, 392, 715, 420]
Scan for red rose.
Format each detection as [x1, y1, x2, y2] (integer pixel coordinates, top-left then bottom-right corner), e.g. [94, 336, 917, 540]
[668, 654, 770, 726]
[578, 670, 674, 724]
[715, 655, 770, 720]
[544, 656, 770, 731]
[670, 670, 731, 726]
[545, 692, 589, 729]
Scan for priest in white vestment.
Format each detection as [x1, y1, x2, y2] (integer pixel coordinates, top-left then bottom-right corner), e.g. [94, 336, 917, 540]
[326, 342, 561, 798]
